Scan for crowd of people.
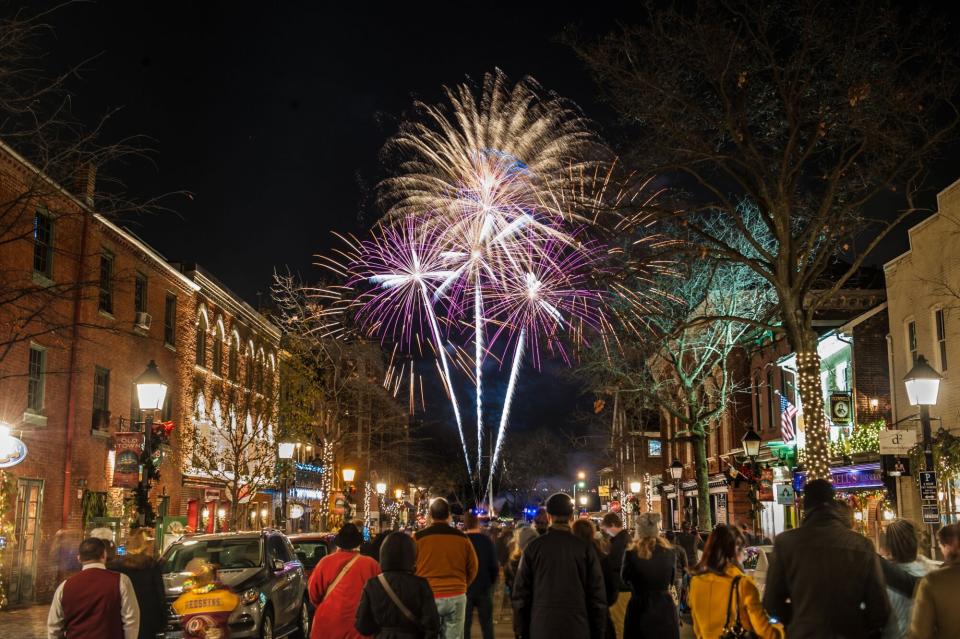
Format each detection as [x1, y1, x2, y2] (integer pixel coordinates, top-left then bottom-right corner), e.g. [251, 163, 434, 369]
[43, 478, 960, 639]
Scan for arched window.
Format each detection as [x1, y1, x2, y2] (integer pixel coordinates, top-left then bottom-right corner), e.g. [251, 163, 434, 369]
[255, 350, 265, 394]
[195, 312, 208, 368]
[245, 343, 255, 390]
[212, 318, 224, 375]
[228, 331, 239, 381]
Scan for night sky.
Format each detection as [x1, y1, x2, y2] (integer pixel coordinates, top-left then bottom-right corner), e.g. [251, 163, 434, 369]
[37, 3, 960, 461]
[43, 3, 628, 303]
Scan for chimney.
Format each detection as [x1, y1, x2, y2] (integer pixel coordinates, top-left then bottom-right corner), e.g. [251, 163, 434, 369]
[73, 162, 97, 207]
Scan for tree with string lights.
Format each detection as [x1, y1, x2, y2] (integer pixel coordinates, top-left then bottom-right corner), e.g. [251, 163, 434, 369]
[574, 0, 960, 479]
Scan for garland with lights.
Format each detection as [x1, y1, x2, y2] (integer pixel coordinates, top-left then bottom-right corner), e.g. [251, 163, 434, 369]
[830, 420, 882, 459]
[0, 471, 14, 609]
[909, 428, 960, 480]
[796, 350, 831, 480]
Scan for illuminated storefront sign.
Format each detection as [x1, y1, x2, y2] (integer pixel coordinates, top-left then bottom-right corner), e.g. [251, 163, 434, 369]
[793, 462, 884, 492]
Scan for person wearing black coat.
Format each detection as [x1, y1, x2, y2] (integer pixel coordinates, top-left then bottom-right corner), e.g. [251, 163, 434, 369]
[356, 532, 441, 639]
[762, 480, 890, 639]
[107, 531, 167, 639]
[512, 493, 607, 639]
[621, 513, 679, 639]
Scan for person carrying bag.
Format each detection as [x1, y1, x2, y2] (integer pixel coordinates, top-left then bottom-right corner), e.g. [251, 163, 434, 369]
[357, 532, 440, 639]
[688, 525, 783, 639]
[309, 523, 381, 639]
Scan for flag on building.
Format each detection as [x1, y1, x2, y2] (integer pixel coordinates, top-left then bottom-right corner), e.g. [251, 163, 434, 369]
[780, 394, 798, 443]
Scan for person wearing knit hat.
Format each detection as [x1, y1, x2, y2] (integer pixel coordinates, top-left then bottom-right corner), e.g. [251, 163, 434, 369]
[621, 511, 680, 639]
[511, 493, 607, 639]
[308, 523, 381, 639]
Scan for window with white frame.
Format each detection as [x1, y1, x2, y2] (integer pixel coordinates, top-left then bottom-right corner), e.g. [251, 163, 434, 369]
[935, 308, 948, 372]
[906, 319, 918, 366]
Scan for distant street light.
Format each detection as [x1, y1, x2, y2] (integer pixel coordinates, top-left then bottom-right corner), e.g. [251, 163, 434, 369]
[395, 488, 404, 500]
[342, 467, 356, 482]
[629, 481, 642, 494]
[577, 470, 586, 480]
[579, 494, 588, 507]
[376, 482, 387, 495]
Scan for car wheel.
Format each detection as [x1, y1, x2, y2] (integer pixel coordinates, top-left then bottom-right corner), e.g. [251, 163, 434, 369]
[260, 609, 274, 639]
[291, 598, 310, 639]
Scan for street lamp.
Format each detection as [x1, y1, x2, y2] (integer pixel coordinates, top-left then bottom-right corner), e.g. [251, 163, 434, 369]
[577, 471, 586, 480]
[904, 354, 942, 556]
[278, 443, 296, 532]
[133, 360, 167, 528]
[395, 488, 404, 500]
[742, 428, 762, 459]
[342, 467, 356, 483]
[376, 482, 387, 495]
[629, 480, 642, 494]
[741, 428, 763, 538]
[669, 460, 683, 531]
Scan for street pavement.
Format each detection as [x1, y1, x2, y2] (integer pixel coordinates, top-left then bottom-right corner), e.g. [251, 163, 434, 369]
[0, 601, 696, 638]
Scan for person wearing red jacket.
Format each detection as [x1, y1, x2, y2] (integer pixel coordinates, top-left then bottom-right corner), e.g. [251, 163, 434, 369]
[309, 523, 381, 639]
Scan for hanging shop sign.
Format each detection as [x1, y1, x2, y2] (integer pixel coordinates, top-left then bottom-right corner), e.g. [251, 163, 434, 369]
[830, 393, 853, 425]
[334, 492, 346, 515]
[0, 430, 27, 468]
[776, 484, 796, 505]
[715, 493, 728, 525]
[879, 430, 917, 456]
[919, 471, 938, 501]
[794, 462, 884, 492]
[758, 468, 774, 501]
[113, 432, 143, 489]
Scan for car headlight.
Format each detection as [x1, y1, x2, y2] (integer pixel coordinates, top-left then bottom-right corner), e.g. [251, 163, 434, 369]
[241, 588, 259, 605]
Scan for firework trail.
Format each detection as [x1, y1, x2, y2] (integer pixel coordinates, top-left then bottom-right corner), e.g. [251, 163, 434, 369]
[349, 218, 473, 475]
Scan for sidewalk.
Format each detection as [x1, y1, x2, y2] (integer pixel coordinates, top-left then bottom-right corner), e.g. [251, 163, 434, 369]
[0, 604, 48, 639]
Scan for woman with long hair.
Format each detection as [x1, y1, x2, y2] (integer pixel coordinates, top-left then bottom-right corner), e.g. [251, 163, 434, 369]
[910, 522, 960, 638]
[881, 519, 934, 638]
[621, 512, 679, 639]
[687, 524, 783, 639]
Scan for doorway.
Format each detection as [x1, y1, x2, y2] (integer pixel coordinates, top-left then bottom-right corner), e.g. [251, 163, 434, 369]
[9, 478, 44, 604]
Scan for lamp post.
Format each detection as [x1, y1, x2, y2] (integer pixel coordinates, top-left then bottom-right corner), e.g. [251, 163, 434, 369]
[742, 427, 763, 537]
[669, 460, 683, 531]
[903, 354, 942, 557]
[278, 442, 296, 531]
[629, 480, 643, 531]
[574, 470, 586, 504]
[134, 360, 167, 528]
[342, 467, 357, 521]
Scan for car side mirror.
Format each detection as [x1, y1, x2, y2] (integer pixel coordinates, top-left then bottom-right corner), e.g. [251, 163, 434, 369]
[272, 559, 285, 572]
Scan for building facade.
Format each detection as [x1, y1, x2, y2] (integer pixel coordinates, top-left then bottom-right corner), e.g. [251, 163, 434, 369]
[0, 140, 198, 603]
[885, 178, 960, 529]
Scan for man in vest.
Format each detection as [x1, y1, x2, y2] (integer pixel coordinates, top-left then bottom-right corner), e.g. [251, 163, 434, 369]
[47, 536, 140, 639]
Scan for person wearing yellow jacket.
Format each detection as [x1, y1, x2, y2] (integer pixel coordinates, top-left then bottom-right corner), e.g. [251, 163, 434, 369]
[687, 525, 783, 639]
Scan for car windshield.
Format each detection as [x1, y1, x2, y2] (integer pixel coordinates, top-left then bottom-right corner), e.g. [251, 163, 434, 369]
[291, 541, 327, 570]
[163, 538, 263, 572]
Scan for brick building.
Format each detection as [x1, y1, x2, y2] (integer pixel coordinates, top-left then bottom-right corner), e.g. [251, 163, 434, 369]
[0, 140, 198, 604]
[173, 264, 281, 533]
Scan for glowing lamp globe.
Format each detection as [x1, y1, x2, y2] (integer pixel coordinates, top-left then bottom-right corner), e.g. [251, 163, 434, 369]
[395, 488, 404, 500]
[579, 495, 588, 506]
[342, 467, 356, 482]
[903, 355, 942, 406]
[629, 481, 642, 494]
[669, 460, 684, 481]
[742, 428, 762, 459]
[375, 482, 387, 495]
[135, 360, 168, 411]
[278, 442, 296, 460]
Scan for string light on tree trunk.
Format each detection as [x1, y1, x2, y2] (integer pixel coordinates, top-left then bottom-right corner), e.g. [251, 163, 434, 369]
[796, 350, 830, 481]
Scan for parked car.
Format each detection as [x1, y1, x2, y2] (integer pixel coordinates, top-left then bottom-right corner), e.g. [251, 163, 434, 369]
[160, 529, 309, 639]
[288, 533, 335, 580]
